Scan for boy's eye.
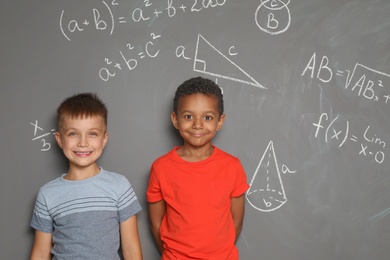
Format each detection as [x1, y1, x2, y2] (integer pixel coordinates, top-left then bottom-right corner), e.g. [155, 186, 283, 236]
[68, 132, 77, 137]
[184, 115, 193, 119]
[89, 132, 98, 136]
[204, 115, 213, 121]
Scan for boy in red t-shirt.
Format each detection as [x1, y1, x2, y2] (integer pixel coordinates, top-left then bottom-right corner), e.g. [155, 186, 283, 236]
[146, 77, 249, 259]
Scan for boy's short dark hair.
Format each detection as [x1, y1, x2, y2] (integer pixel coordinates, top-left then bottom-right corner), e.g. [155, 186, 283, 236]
[173, 77, 224, 116]
[57, 93, 108, 130]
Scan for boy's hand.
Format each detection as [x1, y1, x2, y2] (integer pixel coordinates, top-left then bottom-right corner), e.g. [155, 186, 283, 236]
[148, 200, 166, 254]
[230, 194, 245, 243]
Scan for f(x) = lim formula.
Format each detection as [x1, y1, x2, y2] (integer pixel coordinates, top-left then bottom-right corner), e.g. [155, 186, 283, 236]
[313, 113, 386, 164]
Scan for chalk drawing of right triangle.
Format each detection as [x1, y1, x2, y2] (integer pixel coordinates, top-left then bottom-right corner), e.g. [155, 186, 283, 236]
[193, 34, 266, 89]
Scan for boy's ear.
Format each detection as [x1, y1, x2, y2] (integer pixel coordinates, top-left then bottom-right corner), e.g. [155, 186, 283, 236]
[216, 114, 225, 131]
[171, 112, 179, 129]
[55, 132, 63, 149]
[103, 132, 109, 148]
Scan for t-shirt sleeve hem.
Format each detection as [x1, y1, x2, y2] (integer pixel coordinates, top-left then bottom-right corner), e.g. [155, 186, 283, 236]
[231, 183, 250, 198]
[119, 203, 142, 223]
[146, 194, 163, 203]
[30, 224, 53, 234]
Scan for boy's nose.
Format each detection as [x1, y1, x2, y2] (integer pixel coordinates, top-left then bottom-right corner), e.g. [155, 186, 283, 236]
[77, 136, 89, 147]
[192, 117, 203, 129]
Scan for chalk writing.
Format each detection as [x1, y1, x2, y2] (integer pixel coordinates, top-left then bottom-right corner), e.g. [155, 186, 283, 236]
[59, 0, 227, 40]
[255, 0, 291, 35]
[246, 141, 294, 212]
[99, 33, 161, 81]
[130, 0, 227, 23]
[302, 52, 390, 105]
[313, 113, 386, 164]
[30, 120, 55, 152]
[59, 1, 267, 87]
[60, 1, 116, 41]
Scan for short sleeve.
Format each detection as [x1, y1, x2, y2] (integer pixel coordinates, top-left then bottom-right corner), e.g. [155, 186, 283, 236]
[146, 164, 163, 202]
[231, 159, 250, 198]
[30, 188, 53, 233]
[117, 176, 142, 223]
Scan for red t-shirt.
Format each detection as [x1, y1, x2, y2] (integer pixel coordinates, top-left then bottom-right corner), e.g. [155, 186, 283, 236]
[146, 146, 249, 260]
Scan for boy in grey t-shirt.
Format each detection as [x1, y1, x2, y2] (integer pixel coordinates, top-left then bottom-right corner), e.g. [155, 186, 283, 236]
[30, 93, 143, 260]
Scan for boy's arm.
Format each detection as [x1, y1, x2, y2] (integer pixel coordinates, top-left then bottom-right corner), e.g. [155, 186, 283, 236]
[120, 214, 143, 260]
[230, 194, 245, 243]
[30, 230, 52, 260]
[148, 200, 166, 254]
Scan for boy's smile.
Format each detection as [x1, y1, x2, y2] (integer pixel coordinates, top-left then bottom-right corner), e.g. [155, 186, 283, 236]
[55, 115, 108, 179]
[74, 151, 93, 157]
[171, 93, 225, 158]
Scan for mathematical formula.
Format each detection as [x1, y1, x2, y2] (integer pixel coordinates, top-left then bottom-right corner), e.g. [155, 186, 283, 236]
[30, 120, 55, 152]
[302, 52, 390, 105]
[99, 33, 161, 81]
[313, 113, 386, 164]
[59, 0, 291, 83]
[59, 0, 228, 41]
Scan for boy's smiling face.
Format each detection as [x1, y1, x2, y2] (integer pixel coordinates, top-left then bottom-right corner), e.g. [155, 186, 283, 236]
[55, 115, 108, 178]
[171, 93, 225, 151]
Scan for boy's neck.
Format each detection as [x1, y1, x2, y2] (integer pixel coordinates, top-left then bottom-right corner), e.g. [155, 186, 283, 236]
[176, 144, 214, 162]
[64, 164, 101, 181]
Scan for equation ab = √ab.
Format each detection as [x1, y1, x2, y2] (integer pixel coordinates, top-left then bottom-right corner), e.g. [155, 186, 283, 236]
[302, 53, 390, 105]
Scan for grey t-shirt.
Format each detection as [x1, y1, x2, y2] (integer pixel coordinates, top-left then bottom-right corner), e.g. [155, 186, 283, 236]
[31, 168, 142, 260]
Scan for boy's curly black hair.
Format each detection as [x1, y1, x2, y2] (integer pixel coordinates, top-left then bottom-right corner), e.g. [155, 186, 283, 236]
[173, 77, 224, 116]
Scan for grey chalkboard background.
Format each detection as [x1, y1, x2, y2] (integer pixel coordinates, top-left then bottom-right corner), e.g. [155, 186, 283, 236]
[1, 0, 389, 259]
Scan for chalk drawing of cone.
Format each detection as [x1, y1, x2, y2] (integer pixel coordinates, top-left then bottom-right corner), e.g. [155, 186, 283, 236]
[246, 141, 287, 212]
